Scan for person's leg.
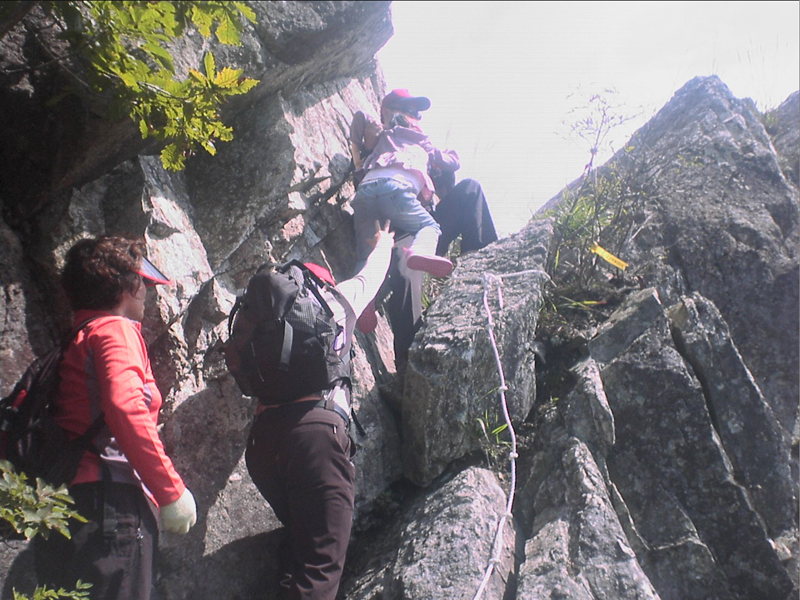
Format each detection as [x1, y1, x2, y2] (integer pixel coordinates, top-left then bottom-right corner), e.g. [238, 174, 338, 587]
[433, 188, 461, 257]
[34, 482, 157, 600]
[435, 178, 498, 255]
[376, 185, 454, 277]
[246, 412, 295, 595]
[248, 406, 354, 600]
[385, 263, 423, 365]
[282, 410, 355, 600]
[353, 177, 441, 259]
[351, 180, 387, 263]
[353, 177, 452, 275]
[246, 413, 290, 525]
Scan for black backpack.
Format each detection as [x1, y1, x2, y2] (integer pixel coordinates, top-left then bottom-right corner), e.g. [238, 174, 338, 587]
[223, 261, 351, 403]
[0, 319, 105, 487]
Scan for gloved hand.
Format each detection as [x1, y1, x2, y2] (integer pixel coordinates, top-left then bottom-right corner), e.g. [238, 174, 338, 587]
[161, 488, 197, 534]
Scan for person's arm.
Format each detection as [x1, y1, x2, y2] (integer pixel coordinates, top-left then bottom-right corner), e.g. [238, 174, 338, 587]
[335, 221, 394, 318]
[431, 147, 460, 172]
[350, 111, 367, 170]
[92, 320, 186, 507]
[350, 111, 383, 170]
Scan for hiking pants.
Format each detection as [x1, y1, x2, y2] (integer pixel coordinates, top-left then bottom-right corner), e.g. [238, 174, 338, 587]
[352, 177, 441, 262]
[33, 482, 158, 600]
[435, 178, 498, 256]
[245, 403, 355, 600]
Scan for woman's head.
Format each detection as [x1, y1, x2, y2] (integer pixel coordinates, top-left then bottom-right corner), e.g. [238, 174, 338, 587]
[61, 236, 147, 311]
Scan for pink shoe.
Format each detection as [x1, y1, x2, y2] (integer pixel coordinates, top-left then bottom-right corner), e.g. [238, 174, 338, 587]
[406, 252, 454, 278]
[356, 300, 378, 334]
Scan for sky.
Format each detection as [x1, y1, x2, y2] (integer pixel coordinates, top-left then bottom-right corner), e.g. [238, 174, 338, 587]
[377, 1, 800, 236]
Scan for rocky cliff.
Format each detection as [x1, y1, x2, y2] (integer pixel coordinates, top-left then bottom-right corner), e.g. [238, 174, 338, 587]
[1, 3, 797, 599]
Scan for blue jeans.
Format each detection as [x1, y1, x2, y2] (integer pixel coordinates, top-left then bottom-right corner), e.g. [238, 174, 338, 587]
[352, 177, 441, 261]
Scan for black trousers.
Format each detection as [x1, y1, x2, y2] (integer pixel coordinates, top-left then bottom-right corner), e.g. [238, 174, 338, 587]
[245, 403, 355, 600]
[383, 178, 499, 364]
[33, 482, 158, 600]
[434, 178, 498, 256]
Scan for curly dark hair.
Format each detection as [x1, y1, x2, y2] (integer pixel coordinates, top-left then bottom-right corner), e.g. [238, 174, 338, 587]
[61, 236, 146, 311]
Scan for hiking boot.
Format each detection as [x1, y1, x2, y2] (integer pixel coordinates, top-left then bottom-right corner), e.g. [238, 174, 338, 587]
[356, 300, 378, 334]
[405, 252, 454, 278]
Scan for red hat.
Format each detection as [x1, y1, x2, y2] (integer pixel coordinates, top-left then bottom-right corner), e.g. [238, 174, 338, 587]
[304, 263, 336, 286]
[136, 256, 174, 286]
[381, 89, 431, 114]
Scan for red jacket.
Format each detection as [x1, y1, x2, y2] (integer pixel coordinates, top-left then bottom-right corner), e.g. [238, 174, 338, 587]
[56, 310, 185, 507]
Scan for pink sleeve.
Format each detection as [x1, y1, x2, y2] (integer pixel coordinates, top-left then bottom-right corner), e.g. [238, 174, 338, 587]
[92, 321, 185, 506]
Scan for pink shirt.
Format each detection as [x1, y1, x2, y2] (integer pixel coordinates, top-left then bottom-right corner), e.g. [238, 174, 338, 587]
[352, 111, 460, 203]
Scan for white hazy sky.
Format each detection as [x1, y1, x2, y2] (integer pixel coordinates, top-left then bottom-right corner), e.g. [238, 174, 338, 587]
[377, 1, 800, 236]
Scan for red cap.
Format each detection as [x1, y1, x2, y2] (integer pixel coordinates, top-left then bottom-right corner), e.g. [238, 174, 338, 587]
[136, 256, 174, 286]
[304, 263, 336, 286]
[381, 89, 431, 114]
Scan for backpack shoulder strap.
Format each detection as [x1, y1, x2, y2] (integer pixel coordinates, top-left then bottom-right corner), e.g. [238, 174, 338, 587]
[62, 316, 105, 437]
[282, 260, 336, 318]
[62, 317, 101, 350]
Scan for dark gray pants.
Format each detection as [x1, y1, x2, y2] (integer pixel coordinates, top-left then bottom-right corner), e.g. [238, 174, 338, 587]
[435, 177, 498, 255]
[34, 482, 158, 600]
[246, 403, 355, 600]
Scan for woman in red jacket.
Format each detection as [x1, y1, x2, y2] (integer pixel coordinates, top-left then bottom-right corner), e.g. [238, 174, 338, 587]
[34, 236, 196, 599]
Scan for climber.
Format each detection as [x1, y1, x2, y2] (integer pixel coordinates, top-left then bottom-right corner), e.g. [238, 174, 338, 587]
[33, 236, 196, 599]
[349, 89, 460, 330]
[244, 220, 394, 600]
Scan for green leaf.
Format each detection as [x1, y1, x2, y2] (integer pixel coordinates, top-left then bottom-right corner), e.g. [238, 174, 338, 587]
[203, 52, 216, 80]
[201, 139, 217, 155]
[190, 5, 214, 38]
[232, 2, 257, 23]
[232, 77, 259, 95]
[213, 67, 242, 88]
[142, 42, 175, 73]
[188, 69, 207, 84]
[214, 14, 241, 46]
[161, 143, 186, 170]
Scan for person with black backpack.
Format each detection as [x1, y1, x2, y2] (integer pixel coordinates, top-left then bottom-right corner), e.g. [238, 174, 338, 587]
[33, 236, 196, 599]
[242, 221, 393, 600]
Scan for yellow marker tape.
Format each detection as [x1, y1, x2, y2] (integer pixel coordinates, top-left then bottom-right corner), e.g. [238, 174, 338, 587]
[590, 242, 628, 270]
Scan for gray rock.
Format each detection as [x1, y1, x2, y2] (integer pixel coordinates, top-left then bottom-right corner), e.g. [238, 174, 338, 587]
[668, 293, 796, 536]
[563, 359, 616, 456]
[343, 467, 517, 600]
[767, 91, 799, 186]
[402, 219, 552, 487]
[611, 76, 799, 438]
[603, 316, 794, 599]
[518, 438, 658, 600]
[588, 287, 663, 364]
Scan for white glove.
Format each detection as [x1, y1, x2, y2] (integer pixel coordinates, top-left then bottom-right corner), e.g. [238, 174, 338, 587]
[161, 488, 197, 534]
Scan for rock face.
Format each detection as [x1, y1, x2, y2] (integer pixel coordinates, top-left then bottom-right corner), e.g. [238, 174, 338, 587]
[1, 4, 797, 599]
[606, 77, 798, 439]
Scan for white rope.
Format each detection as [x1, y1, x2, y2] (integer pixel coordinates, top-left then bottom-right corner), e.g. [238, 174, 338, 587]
[471, 268, 550, 600]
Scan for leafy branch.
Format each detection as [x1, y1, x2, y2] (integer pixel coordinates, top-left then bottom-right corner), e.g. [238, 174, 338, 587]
[3, 1, 260, 170]
[0, 460, 86, 541]
[1, 461, 92, 599]
[12, 581, 91, 600]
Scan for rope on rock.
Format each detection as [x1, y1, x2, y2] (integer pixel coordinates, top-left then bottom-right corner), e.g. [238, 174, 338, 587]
[471, 268, 550, 600]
